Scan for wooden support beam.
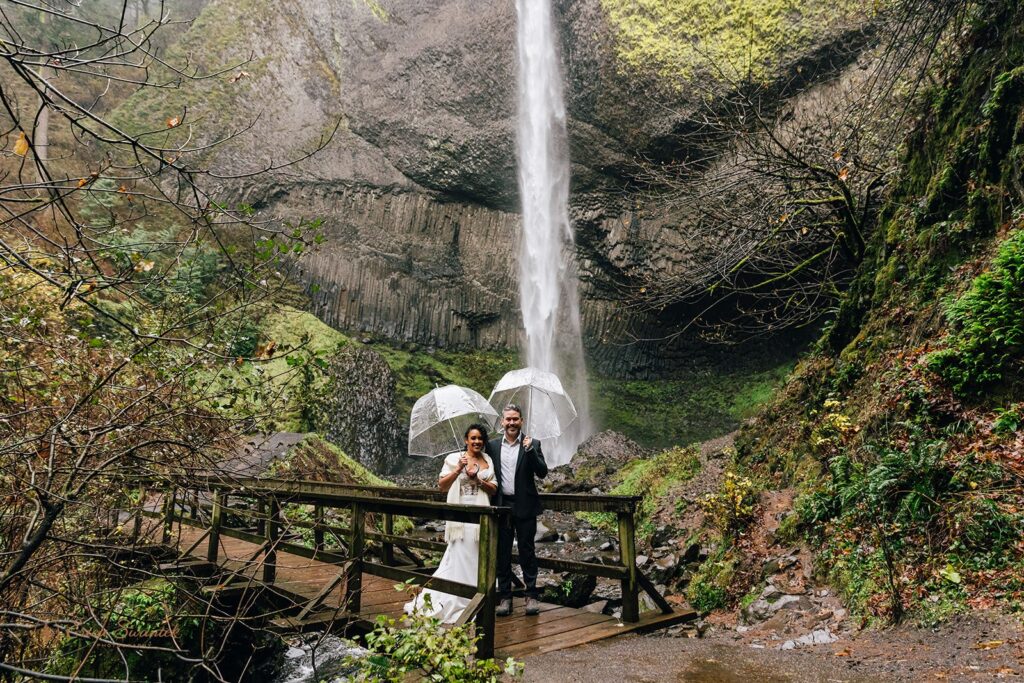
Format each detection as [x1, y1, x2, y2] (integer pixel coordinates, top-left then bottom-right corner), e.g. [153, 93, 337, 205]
[264, 496, 280, 585]
[180, 527, 212, 560]
[382, 513, 395, 566]
[344, 503, 365, 613]
[637, 570, 673, 615]
[297, 562, 352, 621]
[160, 487, 176, 545]
[269, 610, 355, 634]
[207, 492, 225, 564]
[618, 511, 639, 623]
[313, 504, 325, 552]
[132, 484, 146, 543]
[475, 511, 498, 659]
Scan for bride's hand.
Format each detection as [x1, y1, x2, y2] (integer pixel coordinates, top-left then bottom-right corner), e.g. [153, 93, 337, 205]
[465, 463, 479, 479]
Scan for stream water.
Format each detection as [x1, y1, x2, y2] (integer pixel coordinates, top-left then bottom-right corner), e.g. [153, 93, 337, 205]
[273, 633, 366, 683]
[514, 0, 591, 467]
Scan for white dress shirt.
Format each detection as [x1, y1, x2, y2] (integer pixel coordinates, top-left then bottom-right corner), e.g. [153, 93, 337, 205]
[500, 434, 521, 496]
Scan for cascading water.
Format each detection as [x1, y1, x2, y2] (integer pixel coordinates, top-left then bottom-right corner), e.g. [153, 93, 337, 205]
[514, 0, 590, 466]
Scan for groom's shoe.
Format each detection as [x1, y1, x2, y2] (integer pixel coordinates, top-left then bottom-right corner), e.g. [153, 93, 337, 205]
[496, 598, 512, 617]
[525, 597, 540, 616]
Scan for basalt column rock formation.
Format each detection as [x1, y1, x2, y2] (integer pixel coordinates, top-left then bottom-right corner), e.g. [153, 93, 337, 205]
[118, 0, 873, 374]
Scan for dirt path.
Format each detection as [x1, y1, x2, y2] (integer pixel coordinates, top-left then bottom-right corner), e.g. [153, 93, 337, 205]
[521, 611, 1023, 682]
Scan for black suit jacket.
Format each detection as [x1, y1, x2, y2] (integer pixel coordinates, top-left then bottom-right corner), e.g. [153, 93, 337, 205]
[486, 436, 548, 519]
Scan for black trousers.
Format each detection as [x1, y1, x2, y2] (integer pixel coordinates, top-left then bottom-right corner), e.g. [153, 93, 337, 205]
[497, 511, 538, 599]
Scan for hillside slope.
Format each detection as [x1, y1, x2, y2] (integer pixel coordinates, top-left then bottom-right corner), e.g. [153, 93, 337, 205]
[734, 0, 1024, 622]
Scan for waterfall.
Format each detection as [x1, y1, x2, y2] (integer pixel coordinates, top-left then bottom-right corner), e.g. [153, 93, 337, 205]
[514, 0, 590, 466]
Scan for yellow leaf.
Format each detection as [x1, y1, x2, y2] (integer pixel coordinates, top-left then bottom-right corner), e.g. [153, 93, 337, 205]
[166, 116, 181, 128]
[838, 167, 850, 181]
[13, 132, 29, 156]
[134, 259, 155, 273]
[227, 70, 251, 83]
[832, 150, 843, 161]
[77, 177, 89, 187]
[779, 213, 789, 223]
[973, 640, 1004, 650]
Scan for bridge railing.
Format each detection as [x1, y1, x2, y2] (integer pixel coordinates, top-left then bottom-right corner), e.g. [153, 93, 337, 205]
[138, 476, 669, 658]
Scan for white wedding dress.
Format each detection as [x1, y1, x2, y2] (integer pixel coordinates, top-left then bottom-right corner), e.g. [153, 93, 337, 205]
[404, 452, 495, 623]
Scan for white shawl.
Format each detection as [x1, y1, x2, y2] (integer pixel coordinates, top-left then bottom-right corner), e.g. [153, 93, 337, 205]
[441, 452, 495, 542]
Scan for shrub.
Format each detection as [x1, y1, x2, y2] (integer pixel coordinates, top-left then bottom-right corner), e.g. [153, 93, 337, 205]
[699, 471, 757, 534]
[348, 587, 521, 682]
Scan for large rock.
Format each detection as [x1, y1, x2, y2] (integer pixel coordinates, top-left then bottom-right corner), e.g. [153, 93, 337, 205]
[312, 345, 405, 474]
[544, 430, 648, 492]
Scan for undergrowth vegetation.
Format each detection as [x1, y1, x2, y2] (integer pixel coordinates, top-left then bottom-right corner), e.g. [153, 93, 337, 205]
[733, 0, 1024, 625]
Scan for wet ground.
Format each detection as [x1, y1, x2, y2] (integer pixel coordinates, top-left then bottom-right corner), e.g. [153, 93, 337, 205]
[522, 612, 1024, 682]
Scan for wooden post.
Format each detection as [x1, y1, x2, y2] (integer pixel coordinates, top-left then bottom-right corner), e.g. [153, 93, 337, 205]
[264, 496, 280, 585]
[343, 503, 365, 613]
[382, 512, 395, 566]
[132, 484, 145, 544]
[256, 499, 266, 536]
[161, 486, 176, 545]
[475, 511, 498, 659]
[207, 491, 225, 563]
[618, 510, 639, 623]
[313, 504, 325, 553]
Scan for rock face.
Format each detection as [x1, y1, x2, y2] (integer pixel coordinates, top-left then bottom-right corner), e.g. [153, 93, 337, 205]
[312, 345, 405, 474]
[544, 429, 648, 492]
[123, 0, 873, 374]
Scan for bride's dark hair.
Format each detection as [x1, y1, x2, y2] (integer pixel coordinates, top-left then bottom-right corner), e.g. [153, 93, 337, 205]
[464, 423, 489, 442]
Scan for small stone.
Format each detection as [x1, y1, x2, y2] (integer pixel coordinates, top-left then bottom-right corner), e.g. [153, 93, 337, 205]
[780, 640, 796, 650]
[635, 554, 649, 567]
[598, 541, 614, 552]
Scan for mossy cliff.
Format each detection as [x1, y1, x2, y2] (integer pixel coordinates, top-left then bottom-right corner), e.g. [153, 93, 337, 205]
[106, 0, 873, 376]
[732, 0, 1024, 623]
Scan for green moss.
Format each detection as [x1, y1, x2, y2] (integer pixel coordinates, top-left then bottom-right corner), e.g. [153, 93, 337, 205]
[199, 306, 352, 431]
[580, 445, 701, 542]
[685, 548, 737, 613]
[370, 343, 518, 425]
[599, 0, 867, 84]
[592, 358, 794, 449]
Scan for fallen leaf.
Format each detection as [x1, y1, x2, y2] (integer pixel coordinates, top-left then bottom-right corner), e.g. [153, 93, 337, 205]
[134, 259, 155, 273]
[832, 150, 843, 161]
[838, 167, 850, 181]
[13, 132, 29, 156]
[973, 640, 1004, 650]
[166, 116, 181, 128]
[834, 649, 851, 657]
[227, 70, 251, 83]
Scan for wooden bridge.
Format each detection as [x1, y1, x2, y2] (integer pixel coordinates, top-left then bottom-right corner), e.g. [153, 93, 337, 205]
[136, 477, 694, 659]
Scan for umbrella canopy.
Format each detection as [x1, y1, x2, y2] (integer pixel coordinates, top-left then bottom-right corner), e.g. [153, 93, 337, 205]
[488, 367, 577, 442]
[408, 384, 500, 457]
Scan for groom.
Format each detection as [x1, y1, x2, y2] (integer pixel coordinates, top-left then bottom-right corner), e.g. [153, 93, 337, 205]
[486, 403, 548, 617]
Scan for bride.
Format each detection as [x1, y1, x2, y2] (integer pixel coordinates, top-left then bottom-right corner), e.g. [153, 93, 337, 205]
[404, 423, 497, 623]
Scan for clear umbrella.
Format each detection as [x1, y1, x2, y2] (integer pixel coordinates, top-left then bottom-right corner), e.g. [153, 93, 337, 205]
[488, 367, 578, 443]
[408, 384, 500, 457]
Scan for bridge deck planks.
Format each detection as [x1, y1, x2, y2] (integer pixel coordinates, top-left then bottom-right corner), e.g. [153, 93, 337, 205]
[171, 521, 695, 658]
